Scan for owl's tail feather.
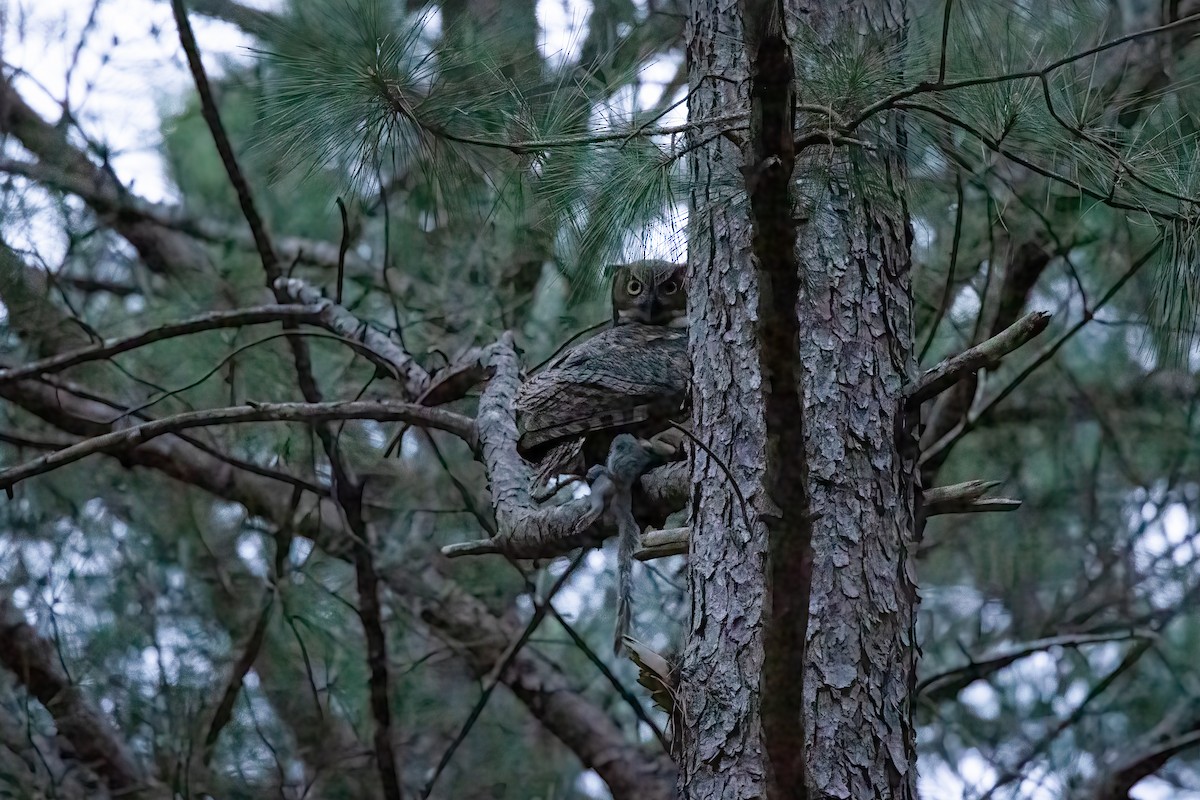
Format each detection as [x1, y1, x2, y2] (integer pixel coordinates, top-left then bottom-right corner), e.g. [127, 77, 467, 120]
[613, 508, 638, 655]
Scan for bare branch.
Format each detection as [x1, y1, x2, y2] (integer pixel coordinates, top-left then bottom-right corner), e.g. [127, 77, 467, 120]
[0, 399, 476, 493]
[1093, 728, 1200, 800]
[420, 552, 587, 798]
[0, 305, 323, 386]
[907, 311, 1052, 405]
[630, 480, 1021, 561]
[273, 277, 429, 399]
[0, 373, 675, 800]
[170, 7, 408, 793]
[465, 336, 609, 555]
[916, 629, 1156, 704]
[849, 12, 1200, 129]
[171, 0, 279, 281]
[202, 592, 274, 766]
[921, 239, 1164, 467]
[635, 526, 690, 560]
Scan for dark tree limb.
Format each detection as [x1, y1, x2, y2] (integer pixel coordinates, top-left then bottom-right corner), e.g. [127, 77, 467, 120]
[916, 629, 1155, 704]
[170, 5, 408, 794]
[0, 596, 149, 796]
[202, 592, 274, 766]
[1092, 727, 1200, 800]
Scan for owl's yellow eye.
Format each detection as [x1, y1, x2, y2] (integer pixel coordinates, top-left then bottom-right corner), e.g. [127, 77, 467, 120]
[626, 279, 644, 296]
[661, 279, 679, 294]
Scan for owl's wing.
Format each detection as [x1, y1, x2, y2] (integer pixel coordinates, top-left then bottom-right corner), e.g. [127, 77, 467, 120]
[529, 439, 585, 499]
[516, 325, 688, 454]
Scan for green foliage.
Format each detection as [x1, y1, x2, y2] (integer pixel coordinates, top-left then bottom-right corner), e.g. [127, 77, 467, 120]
[6, 0, 1200, 797]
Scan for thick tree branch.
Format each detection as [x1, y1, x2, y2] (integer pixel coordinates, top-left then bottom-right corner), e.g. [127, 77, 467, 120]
[182, 0, 277, 38]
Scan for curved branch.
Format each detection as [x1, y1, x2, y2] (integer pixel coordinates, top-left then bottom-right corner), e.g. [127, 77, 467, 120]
[0, 400, 476, 493]
[0, 305, 322, 386]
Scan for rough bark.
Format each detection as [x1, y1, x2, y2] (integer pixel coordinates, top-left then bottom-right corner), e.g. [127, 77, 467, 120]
[791, 3, 918, 798]
[679, 2, 772, 797]
[680, 1, 918, 798]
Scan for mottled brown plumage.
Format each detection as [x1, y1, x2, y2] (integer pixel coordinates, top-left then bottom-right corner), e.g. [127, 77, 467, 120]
[516, 323, 688, 490]
[515, 261, 690, 495]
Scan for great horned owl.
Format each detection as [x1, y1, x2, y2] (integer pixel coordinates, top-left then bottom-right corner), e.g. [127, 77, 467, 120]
[610, 260, 687, 328]
[515, 262, 689, 494]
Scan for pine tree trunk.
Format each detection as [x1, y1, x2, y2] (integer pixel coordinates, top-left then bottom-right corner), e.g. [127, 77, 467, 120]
[679, 1, 918, 797]
[679, 1, 770, 796]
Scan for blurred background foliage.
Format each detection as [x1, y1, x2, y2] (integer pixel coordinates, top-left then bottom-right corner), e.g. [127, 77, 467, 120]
[2, 0, 1200, 797]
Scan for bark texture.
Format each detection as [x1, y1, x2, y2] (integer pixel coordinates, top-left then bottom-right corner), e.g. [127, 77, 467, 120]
[680, 1, 918, 798]
[679, 2, 772, 797]
[792, 2, 918, 798]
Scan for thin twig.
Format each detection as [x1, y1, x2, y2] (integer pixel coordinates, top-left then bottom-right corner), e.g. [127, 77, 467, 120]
[375, 77, 747, 155]
[919, 173, 964, 362]
[171, 0, 279, 279]
[543, 602, 670, 752]
[849, 12, 1200, 130]
[420, 552, 587, 798]
[894, 101, 1188, 221]
[202, 592, 274, 765]
[937, 0, 954, 84]
[335, 197, 350, 304]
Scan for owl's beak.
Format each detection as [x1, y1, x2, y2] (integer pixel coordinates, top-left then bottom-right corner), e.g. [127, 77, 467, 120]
[638, 294, 661, 323]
